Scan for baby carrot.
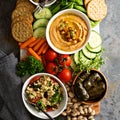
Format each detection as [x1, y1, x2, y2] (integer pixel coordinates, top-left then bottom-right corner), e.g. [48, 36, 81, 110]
[42, 43, 49, 54]
[28, 38, 41, 48]
[18, 42, 23, 46]
[37, 42, 47, 55]
[28, 47, 42, 61]
[33, 39, 46, 52]
[20, 37, 36, 49]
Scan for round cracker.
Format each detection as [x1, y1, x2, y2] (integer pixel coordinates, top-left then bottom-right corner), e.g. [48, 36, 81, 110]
[16, 1, 35, 12]
[84, 0, 92, 8]
[87, 0, 107, 21]
[11, 15, 32, 27]
[12, 20, 33, 42]
[11, 7, 33, 23]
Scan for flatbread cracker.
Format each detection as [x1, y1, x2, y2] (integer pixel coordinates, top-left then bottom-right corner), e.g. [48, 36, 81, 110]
[87, 0, 107, 21]
[12, 20, 33, 42]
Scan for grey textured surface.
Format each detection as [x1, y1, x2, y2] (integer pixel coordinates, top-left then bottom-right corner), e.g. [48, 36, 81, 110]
[0, 0, 120, 120]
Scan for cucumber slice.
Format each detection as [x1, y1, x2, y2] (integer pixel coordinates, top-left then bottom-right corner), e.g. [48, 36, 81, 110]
[33, 19, 49, 30]
[82, 47, 96, 59]
[70, 56, 78, 70]
[79, 51, 90, 65]
[88, 30, 102, 48]
[33, 27, 46, 39]
[73, 52, 79, 64]
[86, 44, 102, 53]
[34, 8, 52, 19]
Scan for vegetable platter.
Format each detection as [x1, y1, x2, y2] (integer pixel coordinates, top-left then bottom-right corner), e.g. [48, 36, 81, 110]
[11, 0, 108, 119]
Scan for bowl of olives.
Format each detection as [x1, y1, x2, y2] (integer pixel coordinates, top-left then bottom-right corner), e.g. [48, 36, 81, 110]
[72, 69, 108, 104]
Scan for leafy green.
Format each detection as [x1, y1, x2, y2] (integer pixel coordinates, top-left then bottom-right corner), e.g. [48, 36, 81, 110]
[50, 91, 63, 106]
[71, 53, 104, 73]
[16, 56, 44, 77]
[37, 100, 46, 110]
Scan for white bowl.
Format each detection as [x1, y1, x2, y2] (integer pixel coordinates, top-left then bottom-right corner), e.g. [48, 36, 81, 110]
[46, 9, 91, 54]
[29, 0, 56, 7]
[22, 73, 68, 119]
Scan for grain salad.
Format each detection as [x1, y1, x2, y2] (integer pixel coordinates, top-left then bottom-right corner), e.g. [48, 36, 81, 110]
[25, 75, 63, 111]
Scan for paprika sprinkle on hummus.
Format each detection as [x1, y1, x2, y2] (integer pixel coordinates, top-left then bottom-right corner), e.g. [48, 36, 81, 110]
[49, 13, 89, 52]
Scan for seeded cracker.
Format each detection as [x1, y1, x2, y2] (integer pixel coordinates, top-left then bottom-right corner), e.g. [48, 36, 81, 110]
[12, 20, 33, 42]
[87, 0, 107, 21]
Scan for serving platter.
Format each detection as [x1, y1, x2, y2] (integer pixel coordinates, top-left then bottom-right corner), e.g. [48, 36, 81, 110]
[12, 0, 108, 119]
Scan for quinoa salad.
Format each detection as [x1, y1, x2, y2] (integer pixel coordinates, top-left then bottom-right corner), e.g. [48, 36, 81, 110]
[25, 75, 63, 111]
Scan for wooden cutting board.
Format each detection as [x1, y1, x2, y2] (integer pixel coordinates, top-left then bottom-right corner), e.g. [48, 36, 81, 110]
[91, 102, 100, 115]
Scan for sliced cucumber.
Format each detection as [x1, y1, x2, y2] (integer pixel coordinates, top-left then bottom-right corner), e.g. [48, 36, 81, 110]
[86, 44, 102, 53]
[82, 47, 96, 59]
[34, 8, 52, 19]
[88, 30, 102, 48]
[33, 19, 49, 30]
[70, 56, 78, 70]
[73, 52, 79, 64]
[33, 27, 46, 39]
[79, 51, 90, 65]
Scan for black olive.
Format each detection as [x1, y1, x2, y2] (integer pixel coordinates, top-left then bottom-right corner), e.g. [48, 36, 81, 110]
[44, 91, 48, 98]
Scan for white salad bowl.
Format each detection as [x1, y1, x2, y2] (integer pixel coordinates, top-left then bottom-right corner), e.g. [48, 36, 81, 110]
[46, 9, 91, 54]
[22, 73, 68, 119]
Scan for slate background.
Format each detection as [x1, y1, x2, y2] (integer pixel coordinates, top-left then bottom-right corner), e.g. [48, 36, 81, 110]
[0, 0, 120, 120]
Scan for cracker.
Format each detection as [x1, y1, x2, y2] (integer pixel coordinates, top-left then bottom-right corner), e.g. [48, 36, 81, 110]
[11, 7, 33, 23]
[12, 20, 33, 42]
[84, 0, 92, 8]
[87, 0, 107, 21]
[11, 15, 32, 27]
[16, 1, 35, 12]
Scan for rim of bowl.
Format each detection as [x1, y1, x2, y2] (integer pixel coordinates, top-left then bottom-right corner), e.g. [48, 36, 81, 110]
[72, 69, 108, 104]
[22, 73, 68, 119]
[29, 0, 56, 7]
[46, 9, 91, 54]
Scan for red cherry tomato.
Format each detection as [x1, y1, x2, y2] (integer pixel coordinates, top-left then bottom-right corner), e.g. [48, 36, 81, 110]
[45, 49, 58, 62]
[29, 76, 40, 84]
[58, 68, 72, 83]
[46, 62, 58, 75]
[58, 54, 71, 67]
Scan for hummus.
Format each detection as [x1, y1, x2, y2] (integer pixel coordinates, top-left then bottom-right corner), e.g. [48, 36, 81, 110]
[49, 13, 88, 52]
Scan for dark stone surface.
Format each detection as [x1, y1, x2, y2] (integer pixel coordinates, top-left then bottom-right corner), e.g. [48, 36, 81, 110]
[0, 0, 120, 120]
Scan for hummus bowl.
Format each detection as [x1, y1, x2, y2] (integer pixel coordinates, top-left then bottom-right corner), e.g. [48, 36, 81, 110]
[46, 9, 91, 54]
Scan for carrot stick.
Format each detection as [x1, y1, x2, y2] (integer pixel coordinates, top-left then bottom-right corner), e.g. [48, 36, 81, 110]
[18, 42, 23, 46]
[28, 38, 41, 48]
[37, 42, 47, 55]
[33, 39, 46, 52]
[28, 48, 42, 61]
[20, 37, 36, 49]
[42, 43, 49, 54]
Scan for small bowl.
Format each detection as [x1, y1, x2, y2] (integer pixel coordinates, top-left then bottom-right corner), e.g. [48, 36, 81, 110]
[22, 73, 68, 119]
[72, 69, 108, 104]
[29, 0, 56, 7]
[46, 9, 91, 54]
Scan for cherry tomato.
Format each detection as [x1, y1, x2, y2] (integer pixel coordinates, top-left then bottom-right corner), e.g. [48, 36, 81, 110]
[58, 68, 72, 83]
[46, 62, 58, 75]
[58, 54, 71, 67]
[29, 76, 40, 84]
[45, 49, 58, 62]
